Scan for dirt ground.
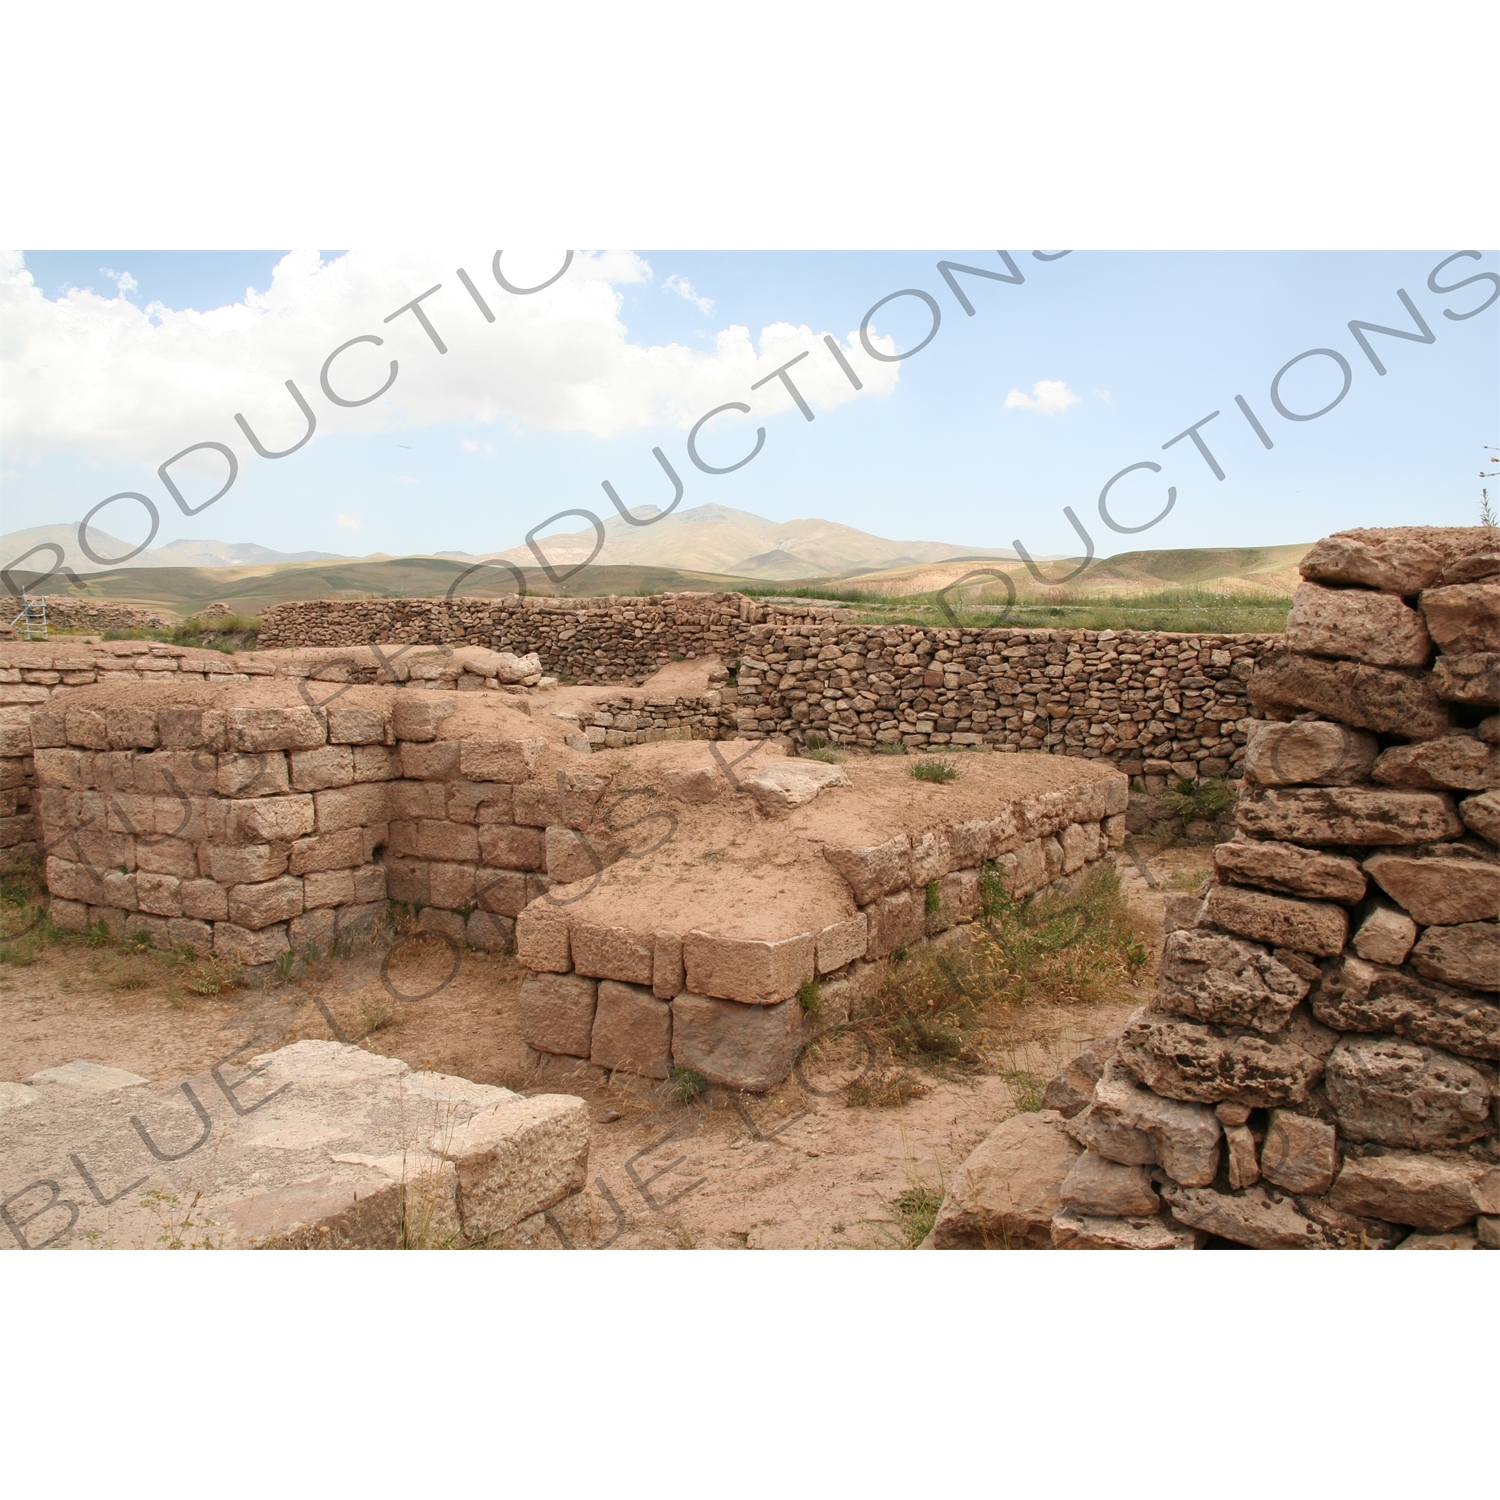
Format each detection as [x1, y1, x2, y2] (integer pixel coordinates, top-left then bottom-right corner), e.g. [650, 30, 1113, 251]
[0, 841, 1216, 1250]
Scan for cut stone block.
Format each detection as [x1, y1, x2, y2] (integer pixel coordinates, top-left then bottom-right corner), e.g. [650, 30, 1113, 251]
[1213, 838, 1367, 904]
[816, 913, 869, 974]
[213, 920, 290, 965]
[929, 1110, 1079, 1249]
[1363, 853, 1500, 927]
[1373, 735, 1498, 792]
[671, 991, 804, 1092]
[206, 843, 287, 885]
[518, 971, 597, 1058]
[1236, 786, 1464, 846]
[1248, 654, 1450, 739]
[1204, 884, 1348, 957]
[570, 921, 653, 986]
[391, 694, 456, 741]
[457, 737, 546, 784]
[225, 705, 327, 752]
[1285, 580, 1431, 666]
[1324, 1036, 1494, 1148]
[1058, 1150, 1160, 1217]
[220, 794, 316, 844]
[682, 929, 814, 1004]
[1260, 1110, 1337, 1195]
[289, 745, 356, 791]
[589, 980, 672, 1078]
[1298, 526, 1476, 593]
[821, 835, 911, 904]
[1329, 1151, 1492, 1231]
[865, 889, 925, 959]
[327, 705, 388, 744]
[215, 751, 290, 798]
[289, 908, 338, 952]
[478, 824, 544, 871]
[1351, 901, 1419, 966]
[652, 931, 684, 999]
[1153, 927, 1312, 1033]
[1409, 921, 1500, 993]
[1420, 580, 1500, 655]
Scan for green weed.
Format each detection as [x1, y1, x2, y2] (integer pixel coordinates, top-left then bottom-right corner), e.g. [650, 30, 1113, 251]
[911, 758, 959, 784]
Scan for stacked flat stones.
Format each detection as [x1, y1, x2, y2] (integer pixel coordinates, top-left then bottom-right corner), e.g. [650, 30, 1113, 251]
[1046, 527, 1498, 1249]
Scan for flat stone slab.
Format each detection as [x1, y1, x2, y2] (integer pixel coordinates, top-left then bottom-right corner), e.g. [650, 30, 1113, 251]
[0, 1041, 588, 1250]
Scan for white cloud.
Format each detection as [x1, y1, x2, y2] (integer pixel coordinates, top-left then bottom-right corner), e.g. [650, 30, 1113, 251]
[460, 439, 495, 457]
[663, 273, 714, 315]
[392, 474, 418, 484]
[99, 267, 139, 298]
[335, 513, 364, 532]
[1092, 387, 1113, 403]
[0, 250, 899, 466]
[1004, 379, 1080, 414]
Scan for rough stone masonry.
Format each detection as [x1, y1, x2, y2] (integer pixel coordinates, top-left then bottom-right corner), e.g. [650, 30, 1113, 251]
[931, 526, 1499, 1250]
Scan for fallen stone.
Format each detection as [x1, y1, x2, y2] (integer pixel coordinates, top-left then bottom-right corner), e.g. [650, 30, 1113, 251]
[929, 1110, 1081, 1248]
[1225, 1124, 1260, 1190]
[1433, 653, 1499, 706]
[1324, 1036, 1495, 1148]
[1160, 1181, 1324, 1248]
[1050, 1210, 1202, 1250]
[682, 929, 814, 1005]
[1461, 790, 1500, 845]
[1248, 655, 1451, 739]
[1153, 927, 1311, 1033]
[1236, 786, 1464, 846]
[1363, 852, 1500, 927]
[1042, 1033, 1120, 1118]
[589, 981, 672, 1079]
[671, 991, 804, 1092]
[1259, 1110, 1338, 1194]
[1213, 838, 1367, 903]
[1351, 901, 1419, 966]
[1058, 1151, 1160, 1216]
[1373, 735, 1499, 792]
[1069, 1066, 1221, 1185]
[1285, 581, 1431, 666]
[1242, 719, 1380, 787]
[518, 971, 598, 1058]
[28, 1060, 149, 1091]
[743, 759, 851, 814]
[1117, 1013, 1330, 1108]
[1420, 580, 1500, 656]
[1409, 921, 1500, 993]
[1328, 1151, 1491, 1231]
[1204, 884, 1348, 957]
[1298, 526, 1496, 593]
[1312, 954, 1500, 1059]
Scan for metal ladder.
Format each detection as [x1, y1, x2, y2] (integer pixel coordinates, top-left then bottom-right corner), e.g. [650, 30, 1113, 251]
[9, 592, 48, 640]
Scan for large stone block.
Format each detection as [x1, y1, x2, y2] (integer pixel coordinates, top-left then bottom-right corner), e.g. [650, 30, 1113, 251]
[671, 991, 804, 1092]
[682, 929, 814, 1004]
[1329, 1151, 1493, 1232]
[213, 920, 290, 964]
[1159, 1182, 1323, 1249]
[206, 843, 287, 884]
[1248, 655, 1450, 739]
[1058, 1150, 1159, 1216]
[866, 889, 926, 959]
[1373, 735, 1498, 792]
[288, 828, 366, 875]
[228, 875, 304, 930]
[391, 694, 456, 741]
[1067, 1066, 1221, 1185]
[1420, 580, 1500, 655]
[217, 794, 316, 845]
[326, 705, 388, 745]
[134, 871, 183, 918]
[1213, 838, 1367, 903]
[477, 824, 544, 870]
[179, 877, 229, 921]
[457, 737, 546, 784]
[399, 741, 462, 780]
[1298, 526, 1493, 594]
[515, 904, 571, 973]
[744, 759, 851, 814]
[1042, 1034, 1119, 1118]
[518, 971, 597, 1057]
[1324, 1036, 1494, 1148]
[313, 782, 390, 834]
[589, 980, 672, 1078]
[289, 745, 356, 791]
[1314, 955, 1500, 1059]
[1285, 581, 1431, 666]
[1433, 652, 1499, 706]
[1409, 922, 1499, 992]
[821, 835, 911, 904]
[1236, 786, 1464, 846]
[1259, 1110, 1338, 1194]
[426, 861, 478, 909]
[653, 931, 684, 999]
[1364, 853, 1499, 927]
[544, 825, 619, 884]
[1154, 927, 1312, 1033]
[1461, 790, 1500, 845]
[1117, 1013, 1332, 1108]
[570, 921, 653, 986]
[225, 705, 326, 752]
[441, 1093, 590, 1241]
[816, 913, 869, 974]
[929, 1110, 1080, 1249]
[215, 751, 290, 799]
[446, 779, 514, 825]
[1204, 884, 1348, 957]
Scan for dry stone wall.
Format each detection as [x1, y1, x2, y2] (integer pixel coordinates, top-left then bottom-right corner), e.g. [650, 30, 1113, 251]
[993, 526, 1499, 1250]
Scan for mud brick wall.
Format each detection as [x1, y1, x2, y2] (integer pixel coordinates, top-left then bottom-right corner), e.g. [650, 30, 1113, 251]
[260, 594, 1282, 774]
[1040, 526, 1499, 1251]
[2, 598, 179, 634]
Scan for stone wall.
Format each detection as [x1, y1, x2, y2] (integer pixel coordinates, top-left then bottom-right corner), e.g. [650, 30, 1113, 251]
[3, 599, 179, 634]
[259, 593, 1281, 773]
[1015, 525, 1499, 1250]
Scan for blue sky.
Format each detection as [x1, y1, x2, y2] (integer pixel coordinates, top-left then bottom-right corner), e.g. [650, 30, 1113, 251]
[5, 249, 1496, 566]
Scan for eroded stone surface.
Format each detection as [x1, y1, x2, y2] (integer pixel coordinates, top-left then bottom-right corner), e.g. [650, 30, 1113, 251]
[1236, 786, 1464, 846]
[1204, 884, 1349, 957]
[1363, 852, 1500, 927]
[1153, 927, 1311, 1033]
[1409, 921, 1500, 992]
[1285, 581, 1431, 666]
[589, 980, 672, 1079]
[519, 971, 598, 1058]
[1351, 902, 1418, 966]
[1298, 526, 1495, 594]
[1117, 1013, 1331, 1108]
[1373, 735, 1499, 792]
[1058, 1151, 1160, 1216]
[1050, 1210, 1201, 1250]
[1243, 720, 1379, 788]
[1420, 581, 1500, 656]
[1068, 1065, 1221, 1184]
[1248, 655, 1451, 739]
[1159, 1182, 1324, 1249]
[743, 759, 851, 815]
[1461, 790, 1500, 846]
[1312, 954, 1500, 1059]
[1260, 1110, 1338, 1195]
[670, 992, 804, 1092]
[682, 930, 815, 1005]
[930, 1110, 1079, 1249]
[1324, 1036, 1495, 1148]
[1433, 653, 1500, 706]
[1042, 1034, 1119, 1118]
[1213, 838, 1367, 904]
[1328, 1151, 1491, 1232]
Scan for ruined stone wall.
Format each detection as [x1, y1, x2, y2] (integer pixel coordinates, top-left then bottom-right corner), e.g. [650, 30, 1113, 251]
[1038, 526, 1499, 1250]
[259, 593, 1281, 774]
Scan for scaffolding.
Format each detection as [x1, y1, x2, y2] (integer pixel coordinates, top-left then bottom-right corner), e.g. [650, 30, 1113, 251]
[9, 592, 48, 641]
